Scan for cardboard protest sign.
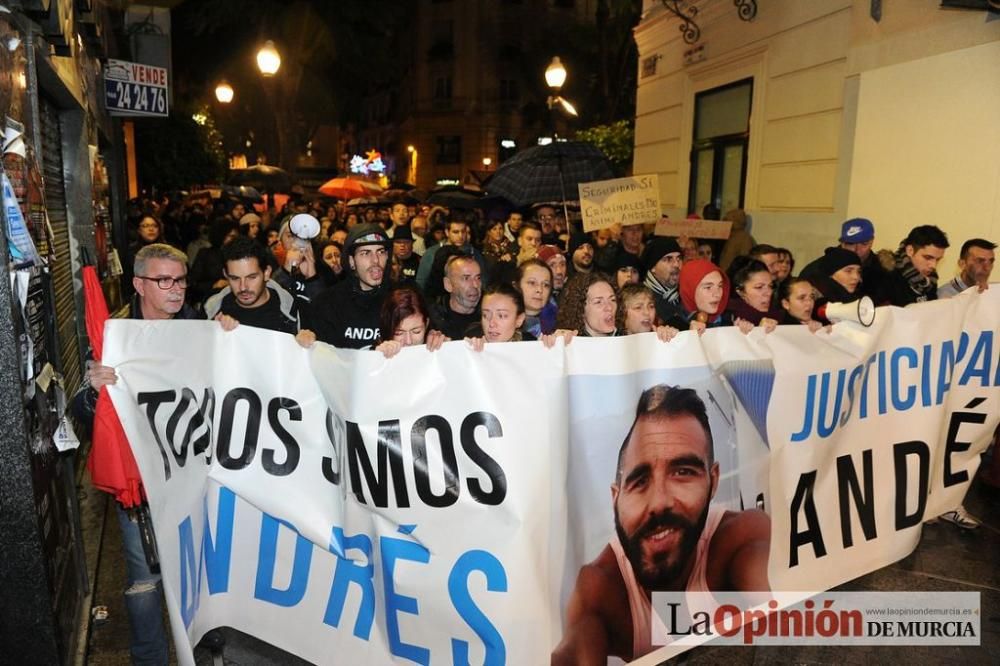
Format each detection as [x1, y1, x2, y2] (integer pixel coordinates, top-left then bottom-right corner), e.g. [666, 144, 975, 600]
[579, 175, 661, 232]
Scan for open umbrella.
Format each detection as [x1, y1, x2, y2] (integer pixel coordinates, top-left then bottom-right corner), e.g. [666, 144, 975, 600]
[426, 185, 487, 209]
[319, 177, 383, 200]
[485, 141, 614, 210]
[222, 184, 263, 203]
[229, 164, 293, 192]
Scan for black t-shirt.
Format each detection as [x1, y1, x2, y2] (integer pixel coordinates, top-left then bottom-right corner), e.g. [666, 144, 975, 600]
[310, 278, 387, 348]
[218, 289, 297, 334]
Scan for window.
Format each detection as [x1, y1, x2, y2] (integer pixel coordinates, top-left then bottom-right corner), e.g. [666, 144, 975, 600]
[429, 20, 454, 60]
[433, 76, 452, 100]
[688, 78, 752, 216]
[436, 136, 462, 165]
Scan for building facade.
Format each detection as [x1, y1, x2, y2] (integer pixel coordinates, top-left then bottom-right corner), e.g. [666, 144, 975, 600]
[633, 0, 1000, 280]
[358, 0, 598, 190]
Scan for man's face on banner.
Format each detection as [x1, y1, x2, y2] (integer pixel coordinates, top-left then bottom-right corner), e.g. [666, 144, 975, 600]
[612, 414, 719, 590]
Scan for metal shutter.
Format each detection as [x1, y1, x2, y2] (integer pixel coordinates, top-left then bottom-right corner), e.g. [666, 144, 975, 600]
[39, 98, 82, 395]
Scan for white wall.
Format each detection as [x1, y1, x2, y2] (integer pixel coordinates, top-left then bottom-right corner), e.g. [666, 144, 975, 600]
[846, 40, 1000, 281]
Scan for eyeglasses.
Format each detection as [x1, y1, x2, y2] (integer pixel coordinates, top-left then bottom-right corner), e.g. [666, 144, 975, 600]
[138, 275, 188, 290]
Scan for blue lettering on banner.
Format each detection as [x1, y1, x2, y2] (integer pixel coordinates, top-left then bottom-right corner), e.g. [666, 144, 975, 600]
[381, 533, 432, 664]
[448, 550, 508, 666]
[324, 528, 376, 638]
[176, 485, 509, 657]
[790, 332, 997, 441]
[254, 515, 314, 606]
[178, 486, 236, 628]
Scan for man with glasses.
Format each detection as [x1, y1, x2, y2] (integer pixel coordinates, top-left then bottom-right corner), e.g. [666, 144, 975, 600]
[79, 243, 235, 664]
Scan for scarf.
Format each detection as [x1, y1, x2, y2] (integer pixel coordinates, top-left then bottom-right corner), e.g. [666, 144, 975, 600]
[894, 244, 938, 300]
[644, 272, 678, 304]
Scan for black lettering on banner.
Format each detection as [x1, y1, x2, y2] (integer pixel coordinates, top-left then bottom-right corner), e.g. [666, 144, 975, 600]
[411, 414, 460, 508]
[460, 412, 507, 505]
[191, 388, 215, 463]
[893, 440, 929, 529]
[322, 410, 342, 486]
[943, 398, 987, 488]
[836, 450, 877, 548]
[788, 470, 826, 567]
[164, 388, 197, 468]
[216, 388, 262, 470]
[264, 398, 302, 476]
[137, 390, 177, 481]
[346, 420, 410, 507]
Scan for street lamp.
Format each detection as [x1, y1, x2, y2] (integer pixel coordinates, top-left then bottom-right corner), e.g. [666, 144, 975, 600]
[545, 57, 567, 89]
[256, 40, 281, 76]
[545, 56, 578, 119]
[215, 80, 234, 104]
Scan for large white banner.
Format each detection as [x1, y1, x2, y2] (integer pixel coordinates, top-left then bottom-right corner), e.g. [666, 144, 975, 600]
[103, 288, 1000, 665]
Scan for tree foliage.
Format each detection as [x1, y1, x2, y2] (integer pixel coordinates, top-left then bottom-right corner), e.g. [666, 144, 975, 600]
[134, 107, 226, 192]
[575, 120, 635, 177]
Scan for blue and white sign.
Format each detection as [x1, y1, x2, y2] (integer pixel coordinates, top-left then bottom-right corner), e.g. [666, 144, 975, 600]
[104, 59, 169, 117]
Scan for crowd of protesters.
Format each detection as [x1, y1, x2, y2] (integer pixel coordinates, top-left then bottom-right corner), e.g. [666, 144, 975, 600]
[80, 188, 995, 664]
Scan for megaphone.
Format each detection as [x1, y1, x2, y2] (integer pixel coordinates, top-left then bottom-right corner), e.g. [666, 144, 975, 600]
[817, 295, 876, 327]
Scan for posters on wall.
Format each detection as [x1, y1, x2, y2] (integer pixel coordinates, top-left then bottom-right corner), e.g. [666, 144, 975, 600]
[104, 288, 1000, 665]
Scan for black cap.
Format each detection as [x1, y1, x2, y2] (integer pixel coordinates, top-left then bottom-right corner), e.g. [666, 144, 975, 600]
[345, 223, 391, 256]
[393, 225, 414, 242]
[640, 237, 682, 273]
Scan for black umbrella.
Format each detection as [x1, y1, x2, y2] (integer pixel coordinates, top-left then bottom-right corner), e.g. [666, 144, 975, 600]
[485, 141, 614, 218]
[426, 185, 486, 209]
[221, 184, 263, 203]
[228, 164, 293, 193]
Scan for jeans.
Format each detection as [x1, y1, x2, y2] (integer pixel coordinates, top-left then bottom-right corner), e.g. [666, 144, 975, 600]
[117, 504, 169, 665]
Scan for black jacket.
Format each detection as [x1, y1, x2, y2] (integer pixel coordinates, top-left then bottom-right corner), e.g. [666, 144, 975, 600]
[309, 276, 388, 348]
[875, 269, 937, 307]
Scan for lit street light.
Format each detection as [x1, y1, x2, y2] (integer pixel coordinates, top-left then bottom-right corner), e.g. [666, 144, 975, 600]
[215, 80, 234, 103]
[544, 57, 567, 89]
[256, 40, 281, 76]
[545, 56, 578, 120]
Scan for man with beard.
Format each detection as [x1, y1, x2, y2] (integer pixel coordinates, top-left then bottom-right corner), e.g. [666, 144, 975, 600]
[310, 223, 392, 347]
[204, 236, 299, 334]
[567, 232, 595, 278]
[430, 254, 482, 339]
[553, 385, 770, 664]
[641, 237, 685, 325]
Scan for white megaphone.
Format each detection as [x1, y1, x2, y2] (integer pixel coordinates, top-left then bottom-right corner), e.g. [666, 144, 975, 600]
[817, 295, 876, 327]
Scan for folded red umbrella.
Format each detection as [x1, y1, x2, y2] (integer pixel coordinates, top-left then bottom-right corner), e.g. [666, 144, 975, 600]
[82, 265, 144, 508]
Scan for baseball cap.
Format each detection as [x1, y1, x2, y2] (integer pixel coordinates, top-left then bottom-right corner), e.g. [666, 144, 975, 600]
[345, 223, 391, 255]
[392, 225, 413, 242]
[839, 218, 874, 243]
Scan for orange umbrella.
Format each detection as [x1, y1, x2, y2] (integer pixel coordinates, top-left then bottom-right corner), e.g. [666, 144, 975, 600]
[319, 177, 383, 200]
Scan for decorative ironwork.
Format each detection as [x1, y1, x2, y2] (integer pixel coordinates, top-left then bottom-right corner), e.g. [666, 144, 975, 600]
[734, 0, 758, 21]
[660, 0, 700, 45]
[660, 0, 757, 45]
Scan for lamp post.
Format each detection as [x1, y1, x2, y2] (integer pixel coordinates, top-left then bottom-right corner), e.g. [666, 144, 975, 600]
[256, 40, 281, 77]
[215, 80, 234, 104]
[255, 40, 283, 170]
[407, 144, 418, 186]
[545, 56, 578, 138]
